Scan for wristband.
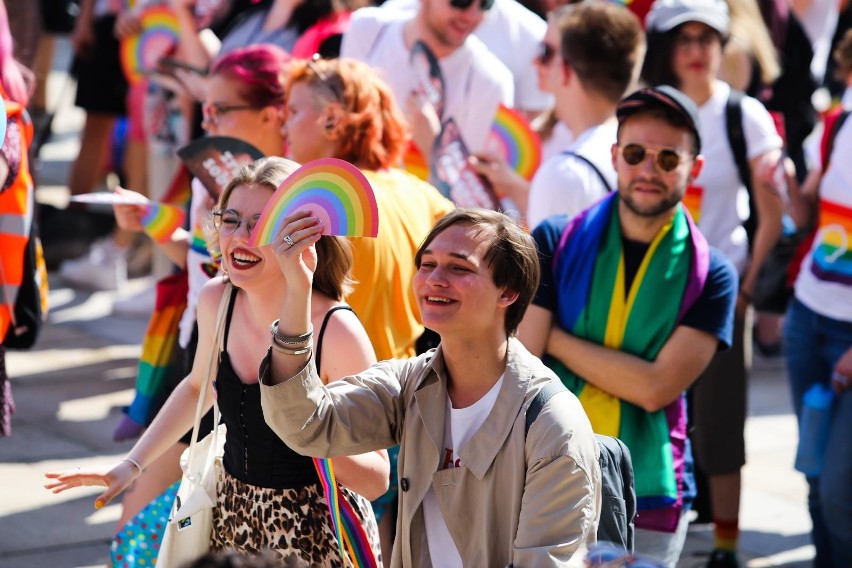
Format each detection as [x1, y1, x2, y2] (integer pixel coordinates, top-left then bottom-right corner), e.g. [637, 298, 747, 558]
[123, 456, 144, 475]
[271, 339, 313, 356]
[270, 319, 313, 345]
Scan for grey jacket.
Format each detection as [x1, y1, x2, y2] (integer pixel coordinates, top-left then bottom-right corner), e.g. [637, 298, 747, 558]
[260, 338, 601, 567]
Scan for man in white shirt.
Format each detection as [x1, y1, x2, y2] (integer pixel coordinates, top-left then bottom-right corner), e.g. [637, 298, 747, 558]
[340, 0, 514, 158]
[526, 2, 645, 229]
[380, 0, 552, 114]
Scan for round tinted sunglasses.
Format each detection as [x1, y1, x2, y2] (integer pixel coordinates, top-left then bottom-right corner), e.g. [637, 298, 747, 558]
[212, 210, 261, 236]
[617, 143, 692, 174]
[449, 0, 495, 10]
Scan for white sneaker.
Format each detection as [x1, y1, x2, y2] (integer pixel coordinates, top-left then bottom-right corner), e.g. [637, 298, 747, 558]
[59, 238, 129, 291]
[112, 285, 157, 317]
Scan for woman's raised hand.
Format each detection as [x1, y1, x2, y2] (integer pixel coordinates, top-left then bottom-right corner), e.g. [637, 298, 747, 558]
[44, 460, 141, 510]
[272, 211, 324, 292]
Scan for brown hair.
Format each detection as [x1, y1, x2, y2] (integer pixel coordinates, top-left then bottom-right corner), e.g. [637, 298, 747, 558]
[213, 156, 354, 300]
[835, 29, 852, 80]
[414, 209, 540, 336]
[556, 2, 645, 103]
[286, 57, 409, 170]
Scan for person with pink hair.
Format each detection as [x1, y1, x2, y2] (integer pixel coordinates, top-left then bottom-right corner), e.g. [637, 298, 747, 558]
[0, 0, 36, 437]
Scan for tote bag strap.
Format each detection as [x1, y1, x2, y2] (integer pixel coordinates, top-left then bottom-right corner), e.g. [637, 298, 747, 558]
[185, 280, 232, 473]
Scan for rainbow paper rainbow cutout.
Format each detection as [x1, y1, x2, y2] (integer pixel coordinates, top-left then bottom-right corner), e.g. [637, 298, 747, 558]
[249, 158, 379, 247]
[488, 104, 542, 181]
[120, 6, 180, 84]
[143, 202, 186, 243]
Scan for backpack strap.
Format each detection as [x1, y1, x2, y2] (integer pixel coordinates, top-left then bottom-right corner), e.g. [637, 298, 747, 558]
[561, 151, 613, 193]
[822, 109, 850, 173]
[524, 380, 567, 435]
[725, 89, 758, 243]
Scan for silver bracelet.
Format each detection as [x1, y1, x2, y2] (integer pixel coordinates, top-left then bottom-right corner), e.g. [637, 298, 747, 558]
[271, 339, 312, 356]
[123, 456, 144, 475]
[270, 319, 313, 345]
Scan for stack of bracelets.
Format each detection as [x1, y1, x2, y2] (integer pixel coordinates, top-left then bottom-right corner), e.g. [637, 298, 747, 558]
[269, 319, 313, 356]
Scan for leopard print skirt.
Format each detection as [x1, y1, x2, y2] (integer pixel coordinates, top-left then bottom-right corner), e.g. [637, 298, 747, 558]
[211, 472, 382, 567]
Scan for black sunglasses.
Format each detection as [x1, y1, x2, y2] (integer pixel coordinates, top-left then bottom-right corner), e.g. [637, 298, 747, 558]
[537, 42, 557, 65]
[449, 0, 495, 11]
[618, 143, 691, 173]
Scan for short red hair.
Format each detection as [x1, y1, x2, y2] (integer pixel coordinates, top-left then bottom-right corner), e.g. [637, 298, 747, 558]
[286, 57, 409, 170]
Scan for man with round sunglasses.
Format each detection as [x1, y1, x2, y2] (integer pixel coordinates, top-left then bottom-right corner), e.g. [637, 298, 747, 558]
[340, 0, 513, 159]
[519, 85, 738, 567]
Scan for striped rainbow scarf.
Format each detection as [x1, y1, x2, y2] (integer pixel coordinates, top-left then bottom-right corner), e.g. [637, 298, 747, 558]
[313, 458, 379, 568]
[546, 193, 708, 525]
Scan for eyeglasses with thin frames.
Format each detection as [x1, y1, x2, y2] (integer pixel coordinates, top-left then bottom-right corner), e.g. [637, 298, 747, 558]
[673, 30, 720, 51]
[202, 102, 260, 126]
[212, 210, 262, 236]
[306, 54, 344, 101]
[617, 143, 692, 174]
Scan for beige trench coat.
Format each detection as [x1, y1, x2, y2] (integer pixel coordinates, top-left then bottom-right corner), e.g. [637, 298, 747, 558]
[260, 338, 601, 567]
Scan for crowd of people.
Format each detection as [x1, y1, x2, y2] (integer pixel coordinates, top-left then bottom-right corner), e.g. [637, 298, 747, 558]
[0, 0, 848, 566]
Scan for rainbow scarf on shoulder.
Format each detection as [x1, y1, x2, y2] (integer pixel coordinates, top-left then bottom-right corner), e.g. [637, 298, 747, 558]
[546, 193, 709, 526]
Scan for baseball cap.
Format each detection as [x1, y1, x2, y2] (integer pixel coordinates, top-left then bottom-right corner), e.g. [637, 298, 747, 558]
[616, 85, 702, 152]
[645, 0, 730, 36]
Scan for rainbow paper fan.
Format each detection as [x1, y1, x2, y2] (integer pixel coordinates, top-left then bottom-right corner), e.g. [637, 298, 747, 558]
[249, 158, 379, 247]
[488, 105, 542, 181]
[120, 6, 180, 84]
[142, 202, 186, 243]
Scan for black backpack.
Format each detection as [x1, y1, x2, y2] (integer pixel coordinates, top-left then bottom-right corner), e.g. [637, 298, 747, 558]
[525, 381, 636, 551]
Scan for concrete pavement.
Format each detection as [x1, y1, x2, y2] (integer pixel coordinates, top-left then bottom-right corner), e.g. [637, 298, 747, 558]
[0, 37, 816, 568]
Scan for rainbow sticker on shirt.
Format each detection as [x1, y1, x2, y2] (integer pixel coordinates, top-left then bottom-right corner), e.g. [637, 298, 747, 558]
[811, 198, 852, 285]
[682, 184, 703, 224]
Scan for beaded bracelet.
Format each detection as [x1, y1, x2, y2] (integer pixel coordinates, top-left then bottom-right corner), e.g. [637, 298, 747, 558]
[270, 319, 313, 345]
[123, 456, 144, 475]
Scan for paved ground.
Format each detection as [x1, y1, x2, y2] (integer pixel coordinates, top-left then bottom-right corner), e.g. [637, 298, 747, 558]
[0, 37, 816, 568]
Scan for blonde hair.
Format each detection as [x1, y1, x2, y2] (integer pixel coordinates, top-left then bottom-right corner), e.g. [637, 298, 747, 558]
[725, 0, 780, 86]
[211, 156, 354, 300]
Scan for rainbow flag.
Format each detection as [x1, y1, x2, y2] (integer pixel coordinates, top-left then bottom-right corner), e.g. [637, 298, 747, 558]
[546, 193, 709, 529]
[682, 184, 703, 224]
[313, 458, 379, 568]
[401, 141, 429, 181]
[124, 271, 188, 426]
[811, 198, 852, 285]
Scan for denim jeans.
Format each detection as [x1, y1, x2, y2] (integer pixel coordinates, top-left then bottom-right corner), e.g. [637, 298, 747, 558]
[784, 299, 852, 568]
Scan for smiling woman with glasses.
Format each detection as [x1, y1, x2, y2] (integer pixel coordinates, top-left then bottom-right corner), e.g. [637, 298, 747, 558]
[47, 156, 387, 566]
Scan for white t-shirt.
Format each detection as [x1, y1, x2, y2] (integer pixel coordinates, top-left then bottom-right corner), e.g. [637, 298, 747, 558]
[379, 0, 551, 112]
[794, 116, 852, 322]
[422, 375, 505, 567]
[341, 8, 514, 153]
[541, 121, 574, 163]
[690, 81, 782, 273]
[178, 178, 217, 348]
[526, 121, 616, 230]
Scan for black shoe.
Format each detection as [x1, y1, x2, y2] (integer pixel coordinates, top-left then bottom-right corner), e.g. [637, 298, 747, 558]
[706, 549, 739, 568]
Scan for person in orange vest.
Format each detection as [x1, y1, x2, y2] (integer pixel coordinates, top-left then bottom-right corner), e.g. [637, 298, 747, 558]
[0, 0, 36, 437]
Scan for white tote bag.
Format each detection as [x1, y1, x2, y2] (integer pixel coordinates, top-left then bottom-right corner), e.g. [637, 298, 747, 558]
[157, 284, 231, 568]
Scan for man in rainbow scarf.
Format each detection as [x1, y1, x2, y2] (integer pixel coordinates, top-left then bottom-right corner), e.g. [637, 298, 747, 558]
[520, 86, 738, 567]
